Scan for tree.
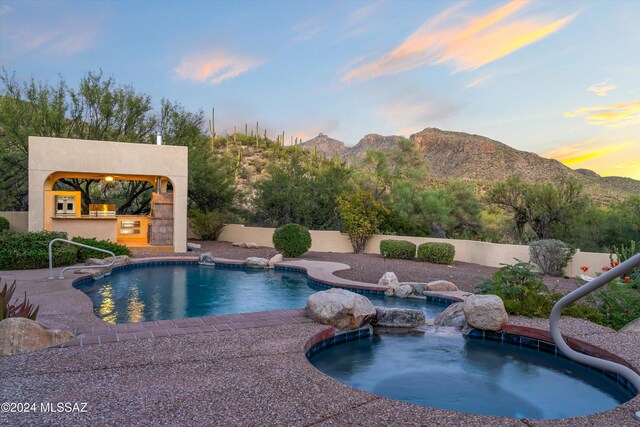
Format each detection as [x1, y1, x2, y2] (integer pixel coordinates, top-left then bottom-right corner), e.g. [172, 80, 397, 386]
[158, 99, 237, 213]
[0, 69, 157, 212]
[252, 153, 352, 229]
[337, 189, 388, 253]
[487, 176, 586, 240]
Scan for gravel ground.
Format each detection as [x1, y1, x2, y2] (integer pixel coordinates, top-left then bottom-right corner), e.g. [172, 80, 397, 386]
[164, 240, 582, 294]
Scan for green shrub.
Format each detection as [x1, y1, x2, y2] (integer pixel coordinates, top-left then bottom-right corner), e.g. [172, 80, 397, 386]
[587, 281, 640, 330]
[336, 189, 388, 253]
[477, 260, 600, 320]
[71, 237, 131, 261]
[189, 209, 228, 240]
[417, 242, 455, 264]
[0, 231, 77, 270]
[380, 240, 416, 259]
[272, 223, 312, 257]
[529, 239, 575, 277]
[0, 217, 9, 232]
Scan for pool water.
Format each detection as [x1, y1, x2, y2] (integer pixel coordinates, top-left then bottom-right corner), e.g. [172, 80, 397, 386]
[309, 329, 635, 419]
[75, 265, 445, 324]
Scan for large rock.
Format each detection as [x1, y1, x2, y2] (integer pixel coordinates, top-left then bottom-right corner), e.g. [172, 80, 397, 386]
[395, 284, 413, 298]
[245, 242, 259, 249]
[434, 302, 466, 328]
[374, 307, 425, 328]
[245, 257, 269, 268]
[0, 318, 75, 356]
[379, 272, 400, 296]
[425, 280, 458, 292]
[620, 317, 640, 334]
[463, 295, 508, 331]
[268, 253, 283, 267]
[187, 242, 201, 250]
[306, 288, 376, 330]
[199, 252, 214, 264]
[85, 258, 108, 266]
[114, 255, 131, 264]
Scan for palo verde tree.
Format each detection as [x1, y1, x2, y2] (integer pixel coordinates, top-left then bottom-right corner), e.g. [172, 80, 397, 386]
[0, 69, 157, 212]
[487, 176, 586, 241]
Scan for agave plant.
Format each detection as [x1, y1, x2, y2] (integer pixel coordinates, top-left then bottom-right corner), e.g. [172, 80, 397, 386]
[0, 279, 39, 321]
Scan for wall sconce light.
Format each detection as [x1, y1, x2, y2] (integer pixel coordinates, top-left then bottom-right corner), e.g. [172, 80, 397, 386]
[105, 175, 114, 182]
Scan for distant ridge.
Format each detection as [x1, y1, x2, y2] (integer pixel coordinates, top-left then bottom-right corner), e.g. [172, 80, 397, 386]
[300, 127, 640, 202]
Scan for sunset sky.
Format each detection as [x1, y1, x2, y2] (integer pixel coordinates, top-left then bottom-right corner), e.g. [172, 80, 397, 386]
[1, 0, 639, 179]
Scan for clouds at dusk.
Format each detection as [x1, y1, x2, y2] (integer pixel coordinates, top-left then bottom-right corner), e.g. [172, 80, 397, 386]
[341, 0, 577, 82]
[587, 81, 617, 97]
[544, 138, 640, 179]
[564, 101, 640, 126]
[174, 50, 263, 85]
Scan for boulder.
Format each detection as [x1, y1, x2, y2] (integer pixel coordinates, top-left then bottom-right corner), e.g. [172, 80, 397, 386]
[378, 272, 400, 296]
[187, 242, 201, 250]
[245, 257, 269, 268]
[85, 258, 108, 266]
[425, 280, 458, 292]
[268, 253, 283, 267]
[245, 242, 259, 249]
[199, 252, 214, 264]
[114, 255, 131, 264]
[395, 284, 413, 298]
[620, 317, 640, 334]
[434, 302, 466, 328]
[306, 288, 376, 330]
[402, 282, 428, 294]
[373, 307, 425, 328]
[463, 295, 508, 331]
[0, 318, 75, 356]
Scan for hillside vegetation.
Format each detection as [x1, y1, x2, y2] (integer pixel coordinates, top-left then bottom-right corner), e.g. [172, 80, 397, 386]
[1, 70, 638, 253]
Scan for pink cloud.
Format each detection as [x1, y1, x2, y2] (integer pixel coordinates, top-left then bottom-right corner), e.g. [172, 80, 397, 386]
[175, 50, 262, 85]
[342, 0, 577, 82]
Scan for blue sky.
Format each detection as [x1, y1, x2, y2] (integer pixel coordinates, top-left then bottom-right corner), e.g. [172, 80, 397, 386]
[1, 0, 639, 179]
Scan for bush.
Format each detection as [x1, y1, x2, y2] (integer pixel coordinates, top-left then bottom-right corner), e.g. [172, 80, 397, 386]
[380, 240, 416, 259]
[417, 242, 455, 264]
[587, 281, 640, 330]
[477, 260, 600, 320]
[0, 231, 77, 270]
[0, 217, 9, 232]
[71, 237, 131, 261]
[189, 209, 228, 240]
[529, 239, 575, 276]
[337, 189, 388, 253]
[272, 224, 312, 257]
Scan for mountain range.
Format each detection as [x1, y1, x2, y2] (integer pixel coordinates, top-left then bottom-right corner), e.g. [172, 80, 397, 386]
[300, 128, 639, 203]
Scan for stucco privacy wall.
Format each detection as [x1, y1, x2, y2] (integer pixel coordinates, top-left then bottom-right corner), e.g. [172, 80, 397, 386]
[217, 224, 611, 277]
[28, 137, 188, 252]
[0, 211, 28, 232]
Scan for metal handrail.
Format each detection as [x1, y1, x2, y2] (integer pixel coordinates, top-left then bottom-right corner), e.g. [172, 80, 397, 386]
[48, 238, 116, 280]
[549, 252, 640, 392]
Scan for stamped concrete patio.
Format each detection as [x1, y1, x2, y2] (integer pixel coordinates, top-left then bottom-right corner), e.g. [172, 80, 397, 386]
[1, 251, 639, 426]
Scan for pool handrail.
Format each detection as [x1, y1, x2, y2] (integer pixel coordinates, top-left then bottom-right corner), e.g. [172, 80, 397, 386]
[48, 238, 116, 280]
[549, 252, 640, 392]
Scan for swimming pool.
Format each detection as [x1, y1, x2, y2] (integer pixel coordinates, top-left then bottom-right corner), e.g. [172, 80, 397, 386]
[308, 328, 636, 419]
[74, 263, 445, 323]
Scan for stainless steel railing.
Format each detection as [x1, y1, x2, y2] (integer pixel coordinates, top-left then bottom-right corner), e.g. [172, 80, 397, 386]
[48, 238, 116, 280]
[549, 252, 640, 393]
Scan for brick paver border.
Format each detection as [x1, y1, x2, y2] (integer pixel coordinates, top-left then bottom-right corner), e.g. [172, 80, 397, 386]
[60, 308, 314, 347]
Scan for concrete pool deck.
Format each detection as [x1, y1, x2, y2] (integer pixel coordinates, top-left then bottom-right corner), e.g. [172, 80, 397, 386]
[1, 257, 639, 426]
